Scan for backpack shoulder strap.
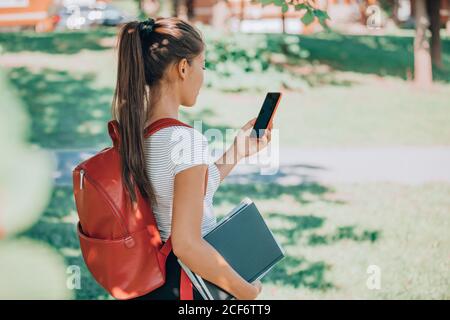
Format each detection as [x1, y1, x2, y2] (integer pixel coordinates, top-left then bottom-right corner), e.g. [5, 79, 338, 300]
[107, 118, 192, 149]
[144, 117, 191, 137]
[144, 117, 209, 196]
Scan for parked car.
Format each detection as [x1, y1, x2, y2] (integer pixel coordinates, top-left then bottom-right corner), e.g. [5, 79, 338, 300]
[54, 2, 133, 30]
[54, 4, 94, 30]
[101, 3, 133, 26]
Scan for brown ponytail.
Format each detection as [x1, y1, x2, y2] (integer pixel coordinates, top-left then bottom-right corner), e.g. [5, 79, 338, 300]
[111, 17, 204, 204]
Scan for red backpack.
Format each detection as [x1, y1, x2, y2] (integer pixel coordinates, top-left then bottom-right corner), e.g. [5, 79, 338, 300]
[72, 118, 203, 300]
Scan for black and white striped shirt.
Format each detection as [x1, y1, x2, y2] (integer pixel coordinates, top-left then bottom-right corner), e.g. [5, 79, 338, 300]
[144, 126, 221, 242]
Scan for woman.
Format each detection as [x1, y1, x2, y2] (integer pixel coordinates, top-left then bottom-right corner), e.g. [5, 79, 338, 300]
[111, 17, 272, 300]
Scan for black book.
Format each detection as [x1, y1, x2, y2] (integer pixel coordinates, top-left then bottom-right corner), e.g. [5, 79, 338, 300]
[178, 198, 285, 300]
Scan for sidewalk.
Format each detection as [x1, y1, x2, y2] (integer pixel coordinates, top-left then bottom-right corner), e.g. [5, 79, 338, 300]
[51, 146, 450, 186]
[229, 146, 450, 185]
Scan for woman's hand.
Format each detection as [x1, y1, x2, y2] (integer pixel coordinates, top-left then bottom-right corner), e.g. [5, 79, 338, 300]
[250, 280, 263, 299]
[235, 280, 263, 300]
[214, 118, 273, 182]
[234, 118, 272, 161]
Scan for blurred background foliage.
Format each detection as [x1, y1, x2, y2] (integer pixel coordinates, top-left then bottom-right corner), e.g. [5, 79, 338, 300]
[0, 68, 72, 299]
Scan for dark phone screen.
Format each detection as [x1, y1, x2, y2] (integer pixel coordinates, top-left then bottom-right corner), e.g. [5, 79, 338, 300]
[252, 92, 280, 138]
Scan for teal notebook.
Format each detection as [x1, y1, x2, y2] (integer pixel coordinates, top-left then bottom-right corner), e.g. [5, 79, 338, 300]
[178, 198, 285, 300]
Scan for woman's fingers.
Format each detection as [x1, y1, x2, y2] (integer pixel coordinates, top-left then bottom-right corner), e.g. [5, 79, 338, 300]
[259, 128, 272, 145]
[252, 280, 262, 293]
[256, 135, 268, 150]
[255, 130, 270, 152]
[265, 127, 272, 141]
[242, 117, 257, 131]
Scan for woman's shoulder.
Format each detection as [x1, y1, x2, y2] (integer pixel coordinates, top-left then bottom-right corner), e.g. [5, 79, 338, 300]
[146, 125, 210, 174]
[149, 125, 208, 146]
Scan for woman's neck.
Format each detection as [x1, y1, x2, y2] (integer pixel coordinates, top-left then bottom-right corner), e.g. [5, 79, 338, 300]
[145, 89, 180, 127]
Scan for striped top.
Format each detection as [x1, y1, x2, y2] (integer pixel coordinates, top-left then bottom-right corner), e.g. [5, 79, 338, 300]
[144, 125, 221, 242]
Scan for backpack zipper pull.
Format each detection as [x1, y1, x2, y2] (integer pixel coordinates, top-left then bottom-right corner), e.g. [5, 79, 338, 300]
[80, 169, 85, 189]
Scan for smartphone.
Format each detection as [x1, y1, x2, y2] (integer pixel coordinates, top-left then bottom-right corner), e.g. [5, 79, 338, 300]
[251, 92, 282, 138]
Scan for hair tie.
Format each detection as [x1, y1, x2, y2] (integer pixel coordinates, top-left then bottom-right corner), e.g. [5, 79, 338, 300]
[138, 17, 155, 36]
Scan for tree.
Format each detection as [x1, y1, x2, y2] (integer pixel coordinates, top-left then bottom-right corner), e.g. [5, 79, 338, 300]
[135, 0, 145, 19]
[254, 0, 330, 29]
[240, 0, 246, 28]
[426, 0, 442, 68]
[134, 0, 163, 19]
[414, 0, 433, 87]
[171, 0, 194, 20]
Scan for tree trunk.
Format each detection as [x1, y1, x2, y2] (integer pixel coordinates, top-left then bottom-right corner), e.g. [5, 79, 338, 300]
[392, 0, 400, 25]
[135, 0, 145, 19]
[186, 0, 195, 21]
[239, 0, 245, 30]
[414, 0, 433, 87]
[426, 0, 443, 68]
[172, 0, 179, 17]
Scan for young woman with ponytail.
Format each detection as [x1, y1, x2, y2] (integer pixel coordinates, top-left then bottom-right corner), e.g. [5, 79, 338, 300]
[111, 17, 272, 300]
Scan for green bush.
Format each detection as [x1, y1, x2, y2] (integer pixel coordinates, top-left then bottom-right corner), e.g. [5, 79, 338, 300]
[199, 26, 309, 92]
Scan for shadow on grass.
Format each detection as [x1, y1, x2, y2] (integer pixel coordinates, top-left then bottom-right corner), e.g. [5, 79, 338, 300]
[23, 219, 79, 249]
[214, 178, 378, 291]
[308, 225, 379, 246]
[266, 213, 325, 247]
[8, 67, 113, 149]
[180, 108, 232, 137]
[19, 186, 110, 300]
[260, 212, 379, 290]
[6, 72, 234, 150]
[267, 32, 450, 83]
[266, 212, 379, 247]
[64, 255, 112, 300]
[20, 172, 380, 297]
[265, 256, 333, 290]
[215, 182, 340, 206]
[0, 29, 115, 54]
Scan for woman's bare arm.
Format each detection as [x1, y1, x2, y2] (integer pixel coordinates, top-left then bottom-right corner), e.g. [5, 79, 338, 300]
[214, 118, 272, 182]
[171, 164, 260, 300]
[214, 142, 241, 183]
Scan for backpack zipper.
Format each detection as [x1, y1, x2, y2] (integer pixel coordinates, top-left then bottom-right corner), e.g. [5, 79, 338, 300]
[77, 167, 135, 248]
[79, 169, 85, 189]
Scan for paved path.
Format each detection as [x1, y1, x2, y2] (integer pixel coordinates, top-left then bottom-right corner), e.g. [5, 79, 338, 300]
[227, 146, 450, 185]
[51, 147, 450, 186]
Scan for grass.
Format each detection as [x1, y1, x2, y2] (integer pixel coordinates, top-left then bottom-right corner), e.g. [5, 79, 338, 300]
[214, 182, 450, 299]
[2, 31, 449, 149]
[0, 28, 115, 54]
[266, 32, 450, 82]
[5, 66, 450, 149]
[19, 182, 450, 299]
[193, 82, 450, 148]
[7, 67, 113, 149]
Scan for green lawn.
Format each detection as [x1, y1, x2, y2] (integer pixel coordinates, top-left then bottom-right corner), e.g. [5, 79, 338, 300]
[219, 181, 450, 299]
[3, 31, 449, 149]
[266, 32, 450, 82]
[194, 82, 450, 148]
[5, 65, 450, 149]
[19, 182, 450, 299]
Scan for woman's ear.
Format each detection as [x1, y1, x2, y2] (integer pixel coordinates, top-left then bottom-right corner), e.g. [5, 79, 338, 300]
[178, 58, 188, 79]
